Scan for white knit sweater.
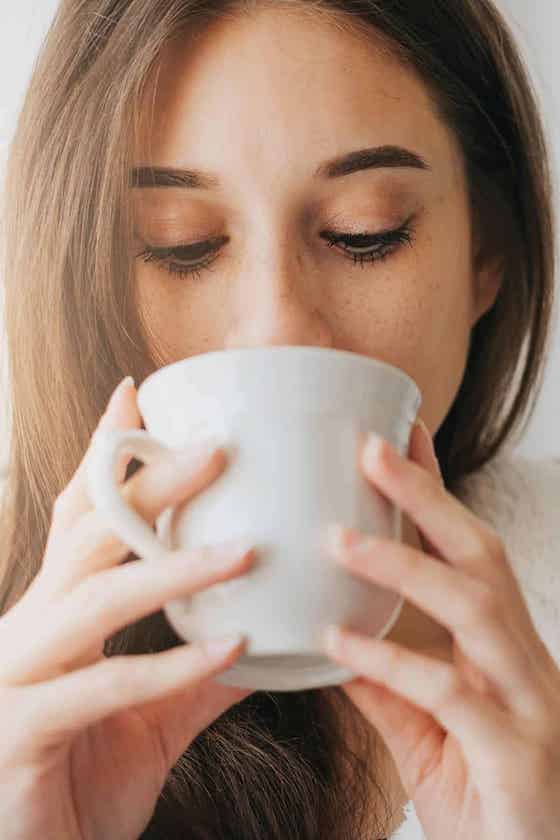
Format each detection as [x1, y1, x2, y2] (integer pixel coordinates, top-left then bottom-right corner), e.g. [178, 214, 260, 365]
[390, 451, 560, 840]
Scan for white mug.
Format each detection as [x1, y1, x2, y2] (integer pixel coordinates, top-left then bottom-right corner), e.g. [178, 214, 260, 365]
[86, 346, 421, 691]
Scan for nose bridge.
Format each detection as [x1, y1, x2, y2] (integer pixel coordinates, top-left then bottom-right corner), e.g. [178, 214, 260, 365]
[224, 209, 334, 350]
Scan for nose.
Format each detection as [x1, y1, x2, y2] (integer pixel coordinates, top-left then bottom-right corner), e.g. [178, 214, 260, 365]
[224, 252, 334, 351]
[225, 296, 333, 349]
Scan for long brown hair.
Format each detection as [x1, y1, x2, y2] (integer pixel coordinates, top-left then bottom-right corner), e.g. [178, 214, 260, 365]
[0, 1, 555, 836]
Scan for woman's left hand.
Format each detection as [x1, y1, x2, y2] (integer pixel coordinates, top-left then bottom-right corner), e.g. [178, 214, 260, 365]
[321, 419, 560, 840]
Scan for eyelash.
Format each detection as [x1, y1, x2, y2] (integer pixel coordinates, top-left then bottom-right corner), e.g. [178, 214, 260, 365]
[135, 216, 416, 282]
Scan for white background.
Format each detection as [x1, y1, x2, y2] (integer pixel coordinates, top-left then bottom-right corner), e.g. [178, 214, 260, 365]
[0, 1, 558, 474]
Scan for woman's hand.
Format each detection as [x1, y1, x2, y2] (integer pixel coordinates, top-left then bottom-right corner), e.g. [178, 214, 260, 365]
[0, 377, 256, 840]
[321, 419, 560, 840]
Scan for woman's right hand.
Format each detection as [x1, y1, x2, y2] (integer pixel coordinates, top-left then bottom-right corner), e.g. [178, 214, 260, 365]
[0, 377, 257, 840]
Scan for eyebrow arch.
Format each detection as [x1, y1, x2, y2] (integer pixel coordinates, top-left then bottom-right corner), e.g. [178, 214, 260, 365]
[129, 144, 431, 190]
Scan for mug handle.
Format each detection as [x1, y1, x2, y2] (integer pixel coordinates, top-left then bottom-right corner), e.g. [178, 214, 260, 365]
[86, 427, 181, 563]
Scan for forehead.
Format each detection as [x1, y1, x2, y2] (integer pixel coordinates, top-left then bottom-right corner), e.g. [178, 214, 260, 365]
[137, 8, 464, 195]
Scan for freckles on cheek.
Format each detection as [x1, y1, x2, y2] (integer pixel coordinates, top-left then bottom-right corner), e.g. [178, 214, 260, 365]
[135, 268, 229, 359]
[135, 270, 185, 351]
[389, 267, 439, 347]
[381, 269, 460, 358]
[413, 277, 472, 413]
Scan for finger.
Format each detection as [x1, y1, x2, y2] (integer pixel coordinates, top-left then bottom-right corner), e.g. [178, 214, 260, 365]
[322, 628, 523, 782]
[408, 418, 444, 487]
[37, 507, 135, 595]
[39, 430, 229, 595]
[2, 539, 255, 686]
[329, 531, 547, 718]
[116, 439, 228, 541]
[407, 418, 445, 559]
[8, 635, 248, 756]
[360, 428, 513, 585]
[340, 676, 446, 797]
[47, 377, 141, 544]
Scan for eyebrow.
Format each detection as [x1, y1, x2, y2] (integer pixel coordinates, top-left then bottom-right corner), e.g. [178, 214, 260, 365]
[129, 144, 431, 190]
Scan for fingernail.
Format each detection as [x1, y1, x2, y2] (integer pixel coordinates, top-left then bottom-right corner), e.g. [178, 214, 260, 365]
[414, 418, 442, 478]
[325, 523, 364, 558]
[363, 431, 384, 471]
[107, 376, 135, 410]
[97, 377, 135, 429]
[177, 435, 225, 464]
[203, 634, 246, 658]
[213, 536, 255, 561]
[176, 537, 255, 571]
[323, 624, 343, 654]
[414, 417, 432, 447]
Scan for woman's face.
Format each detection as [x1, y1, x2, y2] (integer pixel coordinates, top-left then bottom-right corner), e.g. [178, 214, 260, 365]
[132, 7, 502, 435]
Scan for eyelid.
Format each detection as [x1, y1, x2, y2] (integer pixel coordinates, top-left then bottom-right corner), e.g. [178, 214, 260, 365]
[135, 234, 228, 254]
[135, 216, 415, 252]
[134, 203, 423, 245]
[135, 214, 417, 287]
[135, 206, 425, 259]
[320, 201, 422, 233]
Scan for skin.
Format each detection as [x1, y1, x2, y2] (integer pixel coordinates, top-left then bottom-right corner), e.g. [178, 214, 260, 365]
[132, 7, 503, 833]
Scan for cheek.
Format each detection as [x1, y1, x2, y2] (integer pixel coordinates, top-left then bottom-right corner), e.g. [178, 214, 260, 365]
[413, 277, 472, 426]
[135, 267, 230, 361]
[396, 261, 473, 430]
[343, 235, 474, 430]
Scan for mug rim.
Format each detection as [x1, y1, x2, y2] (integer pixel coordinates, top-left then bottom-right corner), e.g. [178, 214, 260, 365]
[137, 345, 421, 402]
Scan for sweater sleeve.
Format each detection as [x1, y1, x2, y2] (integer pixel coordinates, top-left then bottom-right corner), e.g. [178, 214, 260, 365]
[452, 452, 560, 668]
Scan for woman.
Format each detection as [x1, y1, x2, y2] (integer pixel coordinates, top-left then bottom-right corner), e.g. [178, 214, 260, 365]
[0, 0, 558, 837]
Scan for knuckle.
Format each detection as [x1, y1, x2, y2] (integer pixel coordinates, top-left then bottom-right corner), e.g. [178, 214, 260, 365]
[417, 464, 438, 493]
[120, 472, 154, 523]
[192, 543, 217, 567]
[426, 472, 448, 506]
[462, 521, 505, 566]
[66, 575, 107, 622]
[76, 508, 125, 556]
[435, 670, 467, 716]
[381, 642, 407, 681]
[458, 578, 500, 628]
[470, 578, 499, 617]
[102, 656, 136, 699]
[190, 640, 216, 670]
[397, 550, 424, 596]
[479, 525, 505, 559]
[410, 469, 446, 517]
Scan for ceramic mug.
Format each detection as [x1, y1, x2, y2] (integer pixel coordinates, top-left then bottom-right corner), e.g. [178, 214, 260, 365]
[86, 346, 421, 691]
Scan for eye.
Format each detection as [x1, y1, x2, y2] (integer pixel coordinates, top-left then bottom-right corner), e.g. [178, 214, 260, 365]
[135, 215, 416, 281]
[320, 216, 416, 267]
[135, 236, 227, 282]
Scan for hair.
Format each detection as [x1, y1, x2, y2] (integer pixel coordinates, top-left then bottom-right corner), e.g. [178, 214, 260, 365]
[0, 0, 556, 836]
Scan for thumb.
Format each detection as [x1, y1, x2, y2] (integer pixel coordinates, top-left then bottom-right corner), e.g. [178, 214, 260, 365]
[341, 677, 444, 798]
[96, 376, 143, 483]
[136, 678, 256, 774]
[408, 417, 445, 560]
[93, 382, 253, 760]
[48, 376, 142, 541]
[408, 417, 443, 486]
